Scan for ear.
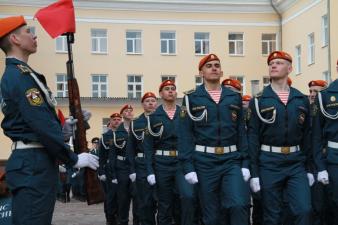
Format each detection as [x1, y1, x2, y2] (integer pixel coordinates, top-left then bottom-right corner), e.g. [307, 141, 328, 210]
[159, 91, 164, 98]
[199, 70, 204, 77]
[288, 64, 293, 74]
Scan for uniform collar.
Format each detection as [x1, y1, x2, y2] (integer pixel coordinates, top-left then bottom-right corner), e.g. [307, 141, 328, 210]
[195, 83, 236, 99]
[262, 85, 304, 102]
[6, 57, 28, 66]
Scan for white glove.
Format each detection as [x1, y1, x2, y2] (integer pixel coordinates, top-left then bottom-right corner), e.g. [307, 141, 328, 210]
[307, 173, 315, 186]
[250, 177, 261, 193]
[317, 170, 329, 185]
[98, 174, 106, 182]
[74, 153, 99, 170]
[62, 116, 78, 140]
[58, 165, 66, 173]
[129, 173, 136, 182]
[147, 174, 156, 185]
[112, 179, 118, 184]
[241, 168, 251, 182]
[82, 109, 92, 121]
[184, 172, 199, 184]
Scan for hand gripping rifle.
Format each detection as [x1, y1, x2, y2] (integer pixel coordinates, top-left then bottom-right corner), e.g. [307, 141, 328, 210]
[65, 33, 104, 205]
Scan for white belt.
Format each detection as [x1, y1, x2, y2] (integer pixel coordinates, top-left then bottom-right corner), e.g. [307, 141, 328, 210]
[11, 141, 44, 150]
[117, 155, 126, 161]
[195, 145, 237, 154]
[328, 141, 338, 149]
[155, 150, 177, 157]
[261, 145, 300, 154]
[137, 153, 144, 158]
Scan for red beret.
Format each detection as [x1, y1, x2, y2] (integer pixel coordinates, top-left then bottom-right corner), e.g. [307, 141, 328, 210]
[222, 78, 242, 91]
[0, 16, 26, 39]
[199, 54, 220, 71]
[141, 92, 156, 102]
[110, 113, 122, 119]
[159, 79, 176, 92]
[242, 95, 251, 102]
[120, 104, 133, 115]
[308, 80, 327, 88]
[287, 77, 292, 86]
[267, 51, 292, 65]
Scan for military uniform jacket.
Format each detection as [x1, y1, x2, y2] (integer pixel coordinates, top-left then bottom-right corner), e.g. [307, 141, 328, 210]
[143, 105, 181, 176]
[1, 58, 77, 166]
[247, 85, 311, 177]
[126, 113, 147, 176]
[100, 130, 116, 180]
[178, 84, 249, 175]
[312, 79, 338, 171]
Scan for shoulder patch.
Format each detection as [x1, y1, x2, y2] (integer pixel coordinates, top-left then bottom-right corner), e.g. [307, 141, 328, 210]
[183, 88, 196, 95]
[25, 88, 44, 106]
[17, 65, 32, 74]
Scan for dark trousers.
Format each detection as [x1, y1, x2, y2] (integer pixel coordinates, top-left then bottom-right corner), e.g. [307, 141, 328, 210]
[328, 164, 338, 225]
[101, 180, 118, 223]
[6, 148, 58, 225]
[135, 176, 156, 225]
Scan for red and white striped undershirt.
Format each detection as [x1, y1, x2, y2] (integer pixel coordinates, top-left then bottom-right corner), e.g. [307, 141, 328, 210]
[207, 89, 221, 104]
[276, 91, 289, 105]
[165, 108, 176, 120]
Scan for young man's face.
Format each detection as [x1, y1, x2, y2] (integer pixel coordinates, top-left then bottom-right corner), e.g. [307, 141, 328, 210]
[10, 26, 37, 55]
[110, 117, 122, 129]
[159, 85, 177, 102]
[268, 59, 292, 79]
[142, 97, 157, 113]
[242, 100, 250, 109]
[309, 85, 324, 104]
[122, 108, 134, 121]
[200, 60, 223, 82]
[92, 142, 99, 150]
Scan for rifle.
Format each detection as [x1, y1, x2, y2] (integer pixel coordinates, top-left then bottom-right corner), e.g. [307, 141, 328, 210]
[65, 33, 104, 205]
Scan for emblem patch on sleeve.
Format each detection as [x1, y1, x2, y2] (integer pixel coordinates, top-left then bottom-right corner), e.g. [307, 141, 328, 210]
[25, 88, 44, 106]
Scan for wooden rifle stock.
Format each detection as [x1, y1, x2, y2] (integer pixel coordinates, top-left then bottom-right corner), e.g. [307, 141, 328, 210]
[65, 33, 104, 205]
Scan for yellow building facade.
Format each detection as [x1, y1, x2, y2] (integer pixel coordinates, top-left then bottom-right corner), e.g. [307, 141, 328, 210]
[0, 0, 337, 159]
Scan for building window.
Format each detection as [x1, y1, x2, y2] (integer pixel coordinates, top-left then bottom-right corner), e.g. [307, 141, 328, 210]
[92, 74, 107, 97]
[323, 71, 331, 83]
[295, 45, 301, 75]
[194, 32, 209, 55]
[195, 76, 203, 88]
[322, 15, 328, 47]
[229, 33, 244, 56]
[126, 31, 142, 54]
[102, 118, 110, 133]
[262, 34, 276, 55]
[308, 33, 315, 65]
[251, 80, 260, 96]
[28, 26, 35, 35]
[161, 31, 176, 55]
[91, 29, 107, 54]
[56, 74, 68, 97]
[127, 75, 143, 98]
[263, 76, 270, 87]
[56, 36, 68, 53]
[161, 75, 176, 83]
[229, 75, 245, 94]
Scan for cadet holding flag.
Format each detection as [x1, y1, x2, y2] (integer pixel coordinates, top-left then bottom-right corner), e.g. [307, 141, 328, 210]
[0, 15, 98, 225]
[178, 54, 250, 225]
[247, 51, 312, 225]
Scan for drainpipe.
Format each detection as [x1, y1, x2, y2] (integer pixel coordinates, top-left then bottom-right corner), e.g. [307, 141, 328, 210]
[271, 0, 282, 50]
[327, 0, 332, 82]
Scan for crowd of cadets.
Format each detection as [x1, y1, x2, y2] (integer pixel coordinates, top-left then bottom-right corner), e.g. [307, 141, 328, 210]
[58, 52, 337, 225]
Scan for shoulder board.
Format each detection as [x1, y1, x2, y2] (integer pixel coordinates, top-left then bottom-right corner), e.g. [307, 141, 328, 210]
[17, 64, 32, 74]
[183, 88, 196, 95]
[255, 91, 263, 98]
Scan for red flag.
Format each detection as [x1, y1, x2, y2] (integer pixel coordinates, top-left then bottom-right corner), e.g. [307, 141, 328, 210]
[57, 109, 66, 127]
[34, 0, 75, 38]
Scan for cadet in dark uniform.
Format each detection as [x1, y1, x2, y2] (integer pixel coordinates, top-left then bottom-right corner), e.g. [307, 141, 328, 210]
[312, 73, 338, 225]
[90, 137, 100, 156]
[0, 16, 98, 225]
[178, 54, 250, 225]
[126, 92, 158, 225]
[99, 113, 122, 225]
[247, 51, 312, 225]
[107, 105, 139, 225]
[144, 80, 198, 225]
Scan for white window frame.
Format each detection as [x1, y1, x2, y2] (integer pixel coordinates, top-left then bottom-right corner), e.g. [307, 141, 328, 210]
[261, 33, 276, 56]
[102, 118, 110, 133]
[295, 45, 302, 75]
[229, 75, 245, 94]
[127, 75, 143, 98]
[160, 31, 176, 55]
[228, 33, 244, 56]
[126, 31, 142, 54]
[195, 75, 203, 88]
[251, 80, 260, 96]
[307, 33, 315, 65]
[91, 29, 108, 54]
[322, 71, 331, 84]
[321, 15, 328, 47]
[194, 32, 210, 55]
[56, 73, 68, 97]
[55, 36, 68, 53]
[91, 74, 108, 97]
